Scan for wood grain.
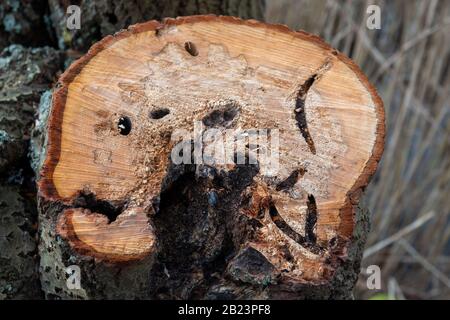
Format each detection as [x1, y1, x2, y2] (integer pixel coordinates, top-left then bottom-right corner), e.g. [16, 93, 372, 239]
[38, 16, 384, 283]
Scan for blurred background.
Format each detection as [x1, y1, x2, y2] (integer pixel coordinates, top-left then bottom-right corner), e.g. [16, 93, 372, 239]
[266, 0, 450, 299]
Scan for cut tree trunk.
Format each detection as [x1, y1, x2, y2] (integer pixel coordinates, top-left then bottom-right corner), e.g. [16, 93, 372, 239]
[37, 16, 384, 299]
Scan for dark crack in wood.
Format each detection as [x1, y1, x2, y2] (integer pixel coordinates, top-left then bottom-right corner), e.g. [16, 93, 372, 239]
[275, 168, 306, 191]
[269, 201, 322, 255]
[305, 194, 318, 244]
[72, 191, 125, 223]
[295, 74, 317, 154]
[294, 59, 333, 155]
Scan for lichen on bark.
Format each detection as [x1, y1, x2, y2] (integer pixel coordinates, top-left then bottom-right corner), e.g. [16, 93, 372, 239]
[0, 44, 63, 299]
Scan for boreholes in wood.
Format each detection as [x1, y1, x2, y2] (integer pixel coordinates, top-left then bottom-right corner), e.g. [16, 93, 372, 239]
[295, 75, 317, 154]
[184, 41, 199, 56]
[118, 116, 132, 135]
[150, 108, 170, 119]
[202, 103, 239, 128]
[275, 168, 306, 191]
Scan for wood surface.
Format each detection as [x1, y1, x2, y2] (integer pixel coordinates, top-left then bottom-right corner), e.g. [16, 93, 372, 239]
[38, 15, 384, 288]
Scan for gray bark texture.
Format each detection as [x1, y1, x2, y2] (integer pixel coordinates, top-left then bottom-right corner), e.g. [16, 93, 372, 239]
[0, 1, 53, 51]
[1, 0, 370, 300]
[0, 45, 63, 299]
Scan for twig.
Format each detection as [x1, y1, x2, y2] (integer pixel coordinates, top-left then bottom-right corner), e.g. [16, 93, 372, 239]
[363, 211, 435, 258]
[399, 239, 450, 289]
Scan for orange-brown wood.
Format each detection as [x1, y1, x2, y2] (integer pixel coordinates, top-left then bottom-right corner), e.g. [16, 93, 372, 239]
[38, 16, 384, 282]
[56, 207, 156, 262]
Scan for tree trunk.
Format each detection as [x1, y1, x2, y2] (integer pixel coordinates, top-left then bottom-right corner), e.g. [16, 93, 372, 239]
[37, 16, 384, 299]
[0, 1, 54, 51]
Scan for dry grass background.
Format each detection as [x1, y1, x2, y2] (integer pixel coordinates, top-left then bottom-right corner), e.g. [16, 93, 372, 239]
[265, 0, 450, 299]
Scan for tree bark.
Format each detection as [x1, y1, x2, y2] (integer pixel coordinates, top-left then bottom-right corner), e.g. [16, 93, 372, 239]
[0, 45, 63, 299]
[36, 16, 384, 299]
[0, 0, 54, 51]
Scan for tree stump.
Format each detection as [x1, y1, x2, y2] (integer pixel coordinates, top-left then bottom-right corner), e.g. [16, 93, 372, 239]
[37, 16, 384, 299]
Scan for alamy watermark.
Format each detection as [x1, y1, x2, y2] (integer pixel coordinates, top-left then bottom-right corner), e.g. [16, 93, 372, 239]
[65, 4, 381, 32]
[66, 5, 81, 30]
[366, 5, 381, 30]
[170, 121, 280, 176]
[66, 265, 81, 290]
[366, 265, 382, 290]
